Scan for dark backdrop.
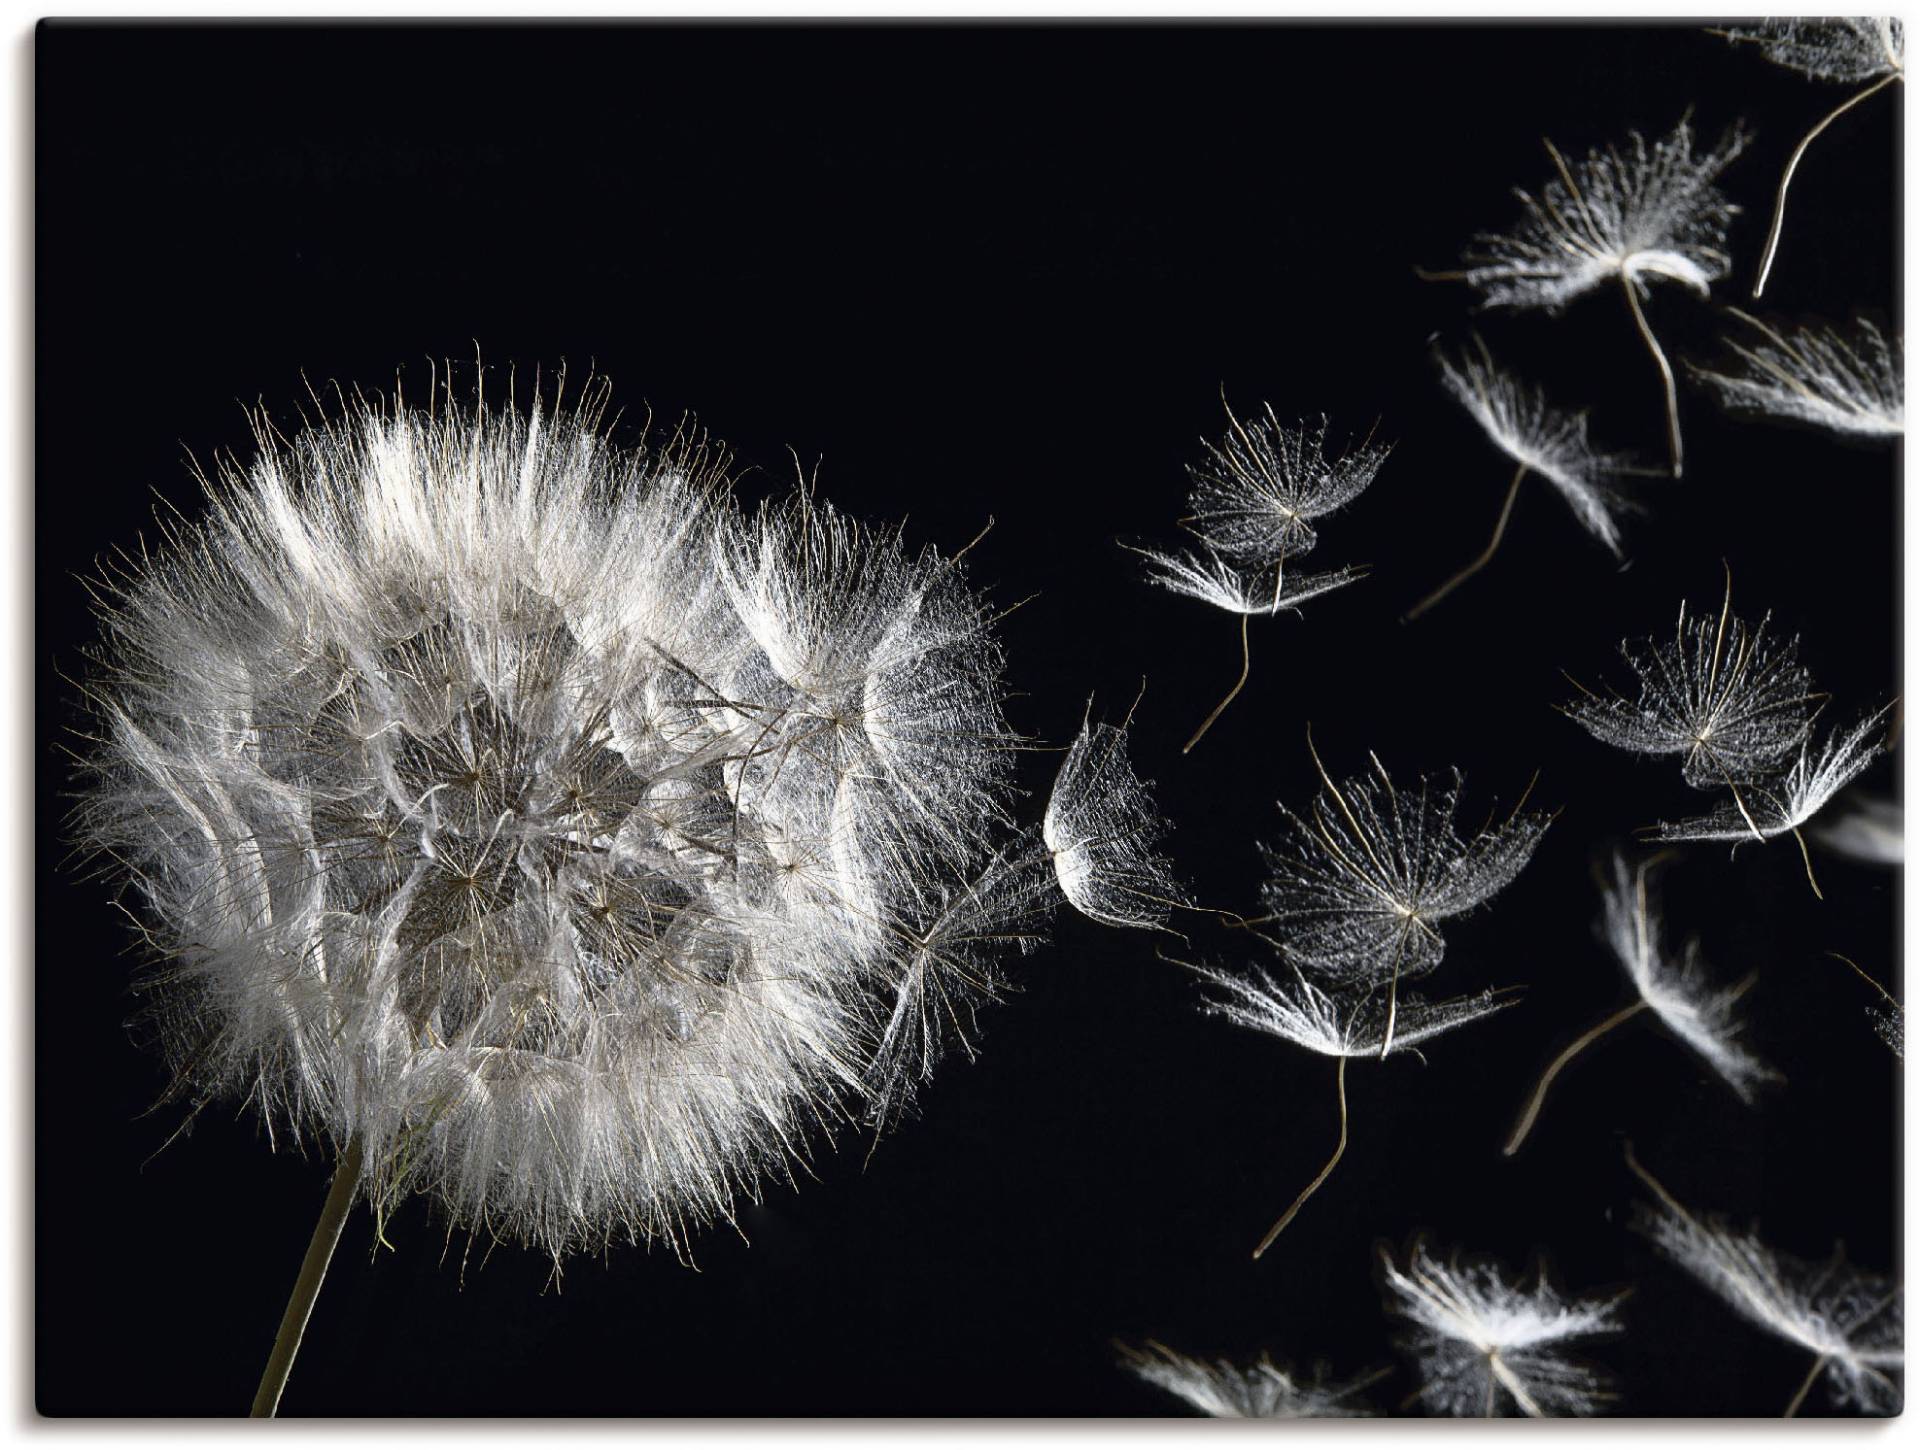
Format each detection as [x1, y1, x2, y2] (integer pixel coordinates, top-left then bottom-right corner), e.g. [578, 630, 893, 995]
[36, 20, 1900, 1417]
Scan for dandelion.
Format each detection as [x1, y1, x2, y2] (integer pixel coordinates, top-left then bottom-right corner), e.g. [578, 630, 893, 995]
[1135, 403, 1382, 751]
[1255, 734, 1550, 1056]
[1406, 338, 1639, 619]
[1459, 116, 1748, 477]
[1190, 960, 1516, 1254]
[1504, 852, 1772, 1156]
[864, 843, 1055, 1131]
[1118, 1339, 1386, 1417]
[1692, 312, 1903, 438]
[1872, 1000, 1906, 1057]
[1132, 546, 1367, 619]
[69, 373, 1048, 1410]
[1381, 1240, 1624, 1417]
[1042, 694, 1186, 930]
[1718, 18, 1904, 298]
[1813, 792, 1902, 866]
[874, 695, 1191, 1123]
[1827, 952, 1904, 1059]
[1627, 1145, 1904, 1416]
[1648, 703, 1893, 898]
[1181, 404, 1390, 566]
[1562, 569, 1824, 831]
[1721, 16, 1906, 84]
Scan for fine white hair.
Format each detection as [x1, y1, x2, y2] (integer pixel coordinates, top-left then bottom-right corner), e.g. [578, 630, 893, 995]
[73, 373, 1056, 1258]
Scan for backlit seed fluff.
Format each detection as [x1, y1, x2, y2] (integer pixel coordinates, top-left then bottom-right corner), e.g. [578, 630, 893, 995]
[1043, 705, 1186, 931]
[1691, 313, 1904, 439]
[1382, 1241, 1624, 1417]
[1719, 17, 1905, 85]
[1119, 1341, 1382, 1418]
[1463, 117, 1747, 312]
[70, 378, 1040, 1258]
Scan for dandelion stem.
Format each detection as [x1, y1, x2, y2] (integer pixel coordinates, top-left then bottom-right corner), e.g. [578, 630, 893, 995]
[1827, 951, 1901, 1010]
[1379, 929, 1413, 1060]
[1504, 1000, 1649, 1155]
[1754, 72, 1902, 300]
[1620, 273, 1683, 478]
[1790, 825, 1823, 900]
[1489, 1351, 1547, 1418]
[1251, 1054, 1348, 1258]
[1404, 462, 1528, 621]
[1783, 1353, 1829, 1418]
[251, 1138, 364, 1418]
[1183, 610, 1252, 754]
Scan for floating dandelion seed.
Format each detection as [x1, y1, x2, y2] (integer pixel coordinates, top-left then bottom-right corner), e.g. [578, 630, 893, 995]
[871, 696, 1190, 1123]
[1562, 570, 1824, 833]
[1627, 1146, 1904, 1416]
[1692, 312, 1903, 438]
[1826, 952, 1904, 1060]
[68, 373, 1054, 1411]
[1504, 852, 1772, 1156]
[1718, 18, 1904, 298]
[1255, 735, 1550, 1057]
[1721, 16, 1907, 84]
[1813, 793, 1902, 866]
[1129, 546, 1366, 754]
[864, 843, 1055, 1131]
[1872, 1001, 1905, 1057]
[1381, 1241, 1624, 1418]
[1135, 404, 1382, 751]
[1459, 116, 1747, 477]
[1648, 703, 1892, 899]
[1181, 405, 1390, 565]
[1189, 960, 1516, 1255]
[1042, 696, 1186, 931]
[1119, 1339, 1386, 1418]
[1407, 338, 1640, 619]
[1131, 546, 1367, 619]
[1195, 962, 1520, 1062]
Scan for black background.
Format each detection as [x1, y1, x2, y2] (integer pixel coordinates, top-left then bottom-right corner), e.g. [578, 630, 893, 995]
[36, 20, 1900, 1417]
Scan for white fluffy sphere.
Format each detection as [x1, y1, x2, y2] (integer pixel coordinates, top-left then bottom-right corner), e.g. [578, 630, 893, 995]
[75, 378, 1034, 1257]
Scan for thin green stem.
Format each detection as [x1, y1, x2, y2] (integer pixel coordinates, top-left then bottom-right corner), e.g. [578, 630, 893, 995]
[250, 1139, 364, 1418]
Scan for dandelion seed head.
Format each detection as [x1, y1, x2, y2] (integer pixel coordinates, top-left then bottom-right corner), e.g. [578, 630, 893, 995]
[1464, 118, 1747, 312]
[1599, 854, 1773, 1099]
[1693, 314, 1903, 439]
[1182, 408, 1389, 566]
[1258, 755, 1549, 989]
[1565, 587, 1821, 790]
[1043, 710, 1184, 930]
[1871, 1001, 1905, 1058]
[1720, 17, 1905, 84]
[71, 377, 1037, 1257]
[1437, 341, 1639, 555]
[1120, 1341, 1379, 1418]
[1382, 1242, 1622, 1417]
[1633, 1171, 1904, 1414]
[1649, 705, 1890, 844]
[864, 841, 1054, 1127]
[1193, 961, 1515, 1060]
[1132, 545, 1365, 617]
[1813, 792, 1902, 865]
